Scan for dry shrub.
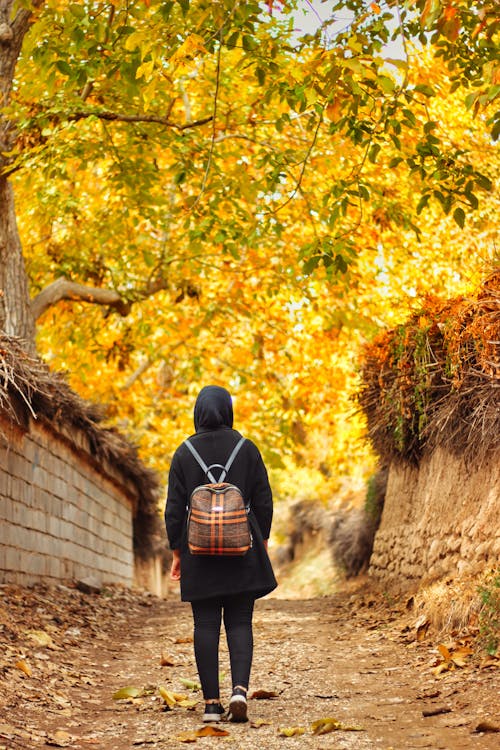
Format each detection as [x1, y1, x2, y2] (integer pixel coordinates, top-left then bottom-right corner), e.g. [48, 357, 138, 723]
[413, 569, 500, 651]
[358, 270, 500, 466]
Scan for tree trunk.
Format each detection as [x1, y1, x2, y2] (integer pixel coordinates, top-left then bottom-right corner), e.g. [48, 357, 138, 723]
[0, 178, 36, 347]
[0, 1, 37, 349]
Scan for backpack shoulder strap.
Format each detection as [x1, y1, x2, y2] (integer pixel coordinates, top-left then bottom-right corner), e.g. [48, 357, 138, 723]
[184, 439, 216, 483]
[223, 436, 246, 476]
[184, 436, 246, 483]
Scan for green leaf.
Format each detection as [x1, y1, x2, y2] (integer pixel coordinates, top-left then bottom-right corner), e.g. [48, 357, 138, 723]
[302, 256, 321, 275]
[368, 143, 381, 163]
[453, 207, 465, 229]
[464, 190, 479, 210]
[69, 4, 86, 18]
[416, 194, 430, 215]
[176, 0, 190, 15]
[389, 157, 403, 168]
[56, 60, 72, 77]
[414, 84, 435, 98]
[475, 174, 493, 192]
[423, 121, 438, 134]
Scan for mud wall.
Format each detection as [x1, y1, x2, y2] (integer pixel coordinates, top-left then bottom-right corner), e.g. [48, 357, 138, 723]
[370, 446, 500, 587]
[0, 415, 135, 586]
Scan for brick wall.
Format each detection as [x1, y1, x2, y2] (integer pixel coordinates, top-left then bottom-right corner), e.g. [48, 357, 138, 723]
[0, 415, 135, 586]
[369, 446, 500, 588]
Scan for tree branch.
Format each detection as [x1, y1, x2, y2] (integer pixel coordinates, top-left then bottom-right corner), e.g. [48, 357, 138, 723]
[66, 110, 213, 130]
[31, 272, 176, 321]
[31, 277, 131, 320]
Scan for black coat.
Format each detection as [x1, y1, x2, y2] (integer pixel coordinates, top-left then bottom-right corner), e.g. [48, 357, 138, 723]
[165, 423, 277, 603]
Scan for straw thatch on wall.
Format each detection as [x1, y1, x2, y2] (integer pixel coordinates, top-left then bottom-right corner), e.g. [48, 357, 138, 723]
[358, 270, 500, 467]
[0, 333, 161, 558]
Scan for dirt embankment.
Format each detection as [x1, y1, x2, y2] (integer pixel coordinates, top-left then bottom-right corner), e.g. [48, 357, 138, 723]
[0, 582, 498, 750]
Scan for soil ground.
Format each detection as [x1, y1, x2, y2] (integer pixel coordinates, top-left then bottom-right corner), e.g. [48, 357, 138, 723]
[0, 582, 499, 749]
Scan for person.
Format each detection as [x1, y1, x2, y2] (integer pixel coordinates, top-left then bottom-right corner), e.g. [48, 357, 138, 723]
[164, 385, 277, 723]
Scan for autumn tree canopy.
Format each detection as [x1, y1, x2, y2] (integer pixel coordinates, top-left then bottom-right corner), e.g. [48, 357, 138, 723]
[0, 0, 498, 495]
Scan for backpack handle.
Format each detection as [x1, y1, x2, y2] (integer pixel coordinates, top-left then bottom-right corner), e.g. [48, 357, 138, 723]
[184, 436, 246, 484]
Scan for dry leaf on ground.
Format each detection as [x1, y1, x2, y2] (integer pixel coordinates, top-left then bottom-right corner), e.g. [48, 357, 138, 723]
[278, 726, 306, 737]
[312, 717, 364, 734]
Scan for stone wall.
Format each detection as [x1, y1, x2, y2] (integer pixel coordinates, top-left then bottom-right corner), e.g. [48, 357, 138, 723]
[0, 414, 135, 586]
[370, 446, 500, 588]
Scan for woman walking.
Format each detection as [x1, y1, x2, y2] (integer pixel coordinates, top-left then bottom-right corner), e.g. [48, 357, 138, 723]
[164, 385, 277, 723]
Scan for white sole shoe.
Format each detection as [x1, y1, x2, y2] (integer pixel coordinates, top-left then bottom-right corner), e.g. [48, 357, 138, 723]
[228, 694, 248, 723]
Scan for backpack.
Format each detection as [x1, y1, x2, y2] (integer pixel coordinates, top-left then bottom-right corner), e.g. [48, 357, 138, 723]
[184, 437, 252, 556]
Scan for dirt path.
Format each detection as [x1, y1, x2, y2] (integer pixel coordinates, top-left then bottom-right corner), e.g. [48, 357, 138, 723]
[1, 584, 499, 749]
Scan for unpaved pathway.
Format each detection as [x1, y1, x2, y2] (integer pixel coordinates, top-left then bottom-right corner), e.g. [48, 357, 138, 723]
[0, 584, 498, 749]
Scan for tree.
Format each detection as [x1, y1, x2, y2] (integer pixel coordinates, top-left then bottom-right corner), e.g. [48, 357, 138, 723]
[1, 0, 498, 346]
[1, 0, 498, 495]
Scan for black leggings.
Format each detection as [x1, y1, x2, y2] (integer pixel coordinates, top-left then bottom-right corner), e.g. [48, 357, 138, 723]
[191, 593, 255, 700]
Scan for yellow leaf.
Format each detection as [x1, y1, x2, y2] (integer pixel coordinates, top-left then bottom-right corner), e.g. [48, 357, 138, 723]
[195, 726, 230, 737]
[451, 647, 473, 667]
[170, 34, 207, 67]
[124, 31, 144, 52]
[438, 644, 452, 660]
[251, 718, 271, 728]
[112, 686, 143, 700]
[177, 700, 199, 709]
[278, 727, 306, 737]
[26, 629, 55, 648]
[311, 717, 364, 734]
[136, 60, 155, 81]
[15, 660, 32, 676]
[158, 686, 178, 708]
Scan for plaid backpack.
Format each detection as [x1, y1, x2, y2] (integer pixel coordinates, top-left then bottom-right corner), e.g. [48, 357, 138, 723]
[184, 437, 252, 556]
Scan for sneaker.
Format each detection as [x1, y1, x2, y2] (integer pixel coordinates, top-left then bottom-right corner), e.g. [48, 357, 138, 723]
[228, 688, 248, 723]
[202, 703, 225, 723]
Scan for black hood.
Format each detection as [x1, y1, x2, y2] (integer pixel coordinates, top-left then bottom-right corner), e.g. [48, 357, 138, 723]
[194, 386, 234, 432]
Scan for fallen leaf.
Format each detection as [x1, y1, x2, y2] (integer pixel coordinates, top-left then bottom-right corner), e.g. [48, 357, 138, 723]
[15, 659, 32, 676]
[25, 630, 56, 649]
[415, 615, 430, 641]
[158, 686, 178, 708]
[177, 699, 199, 709]
[311, 717, 364, 734]
[160, 653, 175, 666]
[175, 637, 193, 644]
[112, 686, 143, 701]
[195, 726, 229, 737]
[250, 689, 278, 699]
[180, 678, 201, 692]
[278, 726, 306, 737]
[251, 718, 271, 728]
[437, 644, 452, 661]
[450, 646, 473, 667]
